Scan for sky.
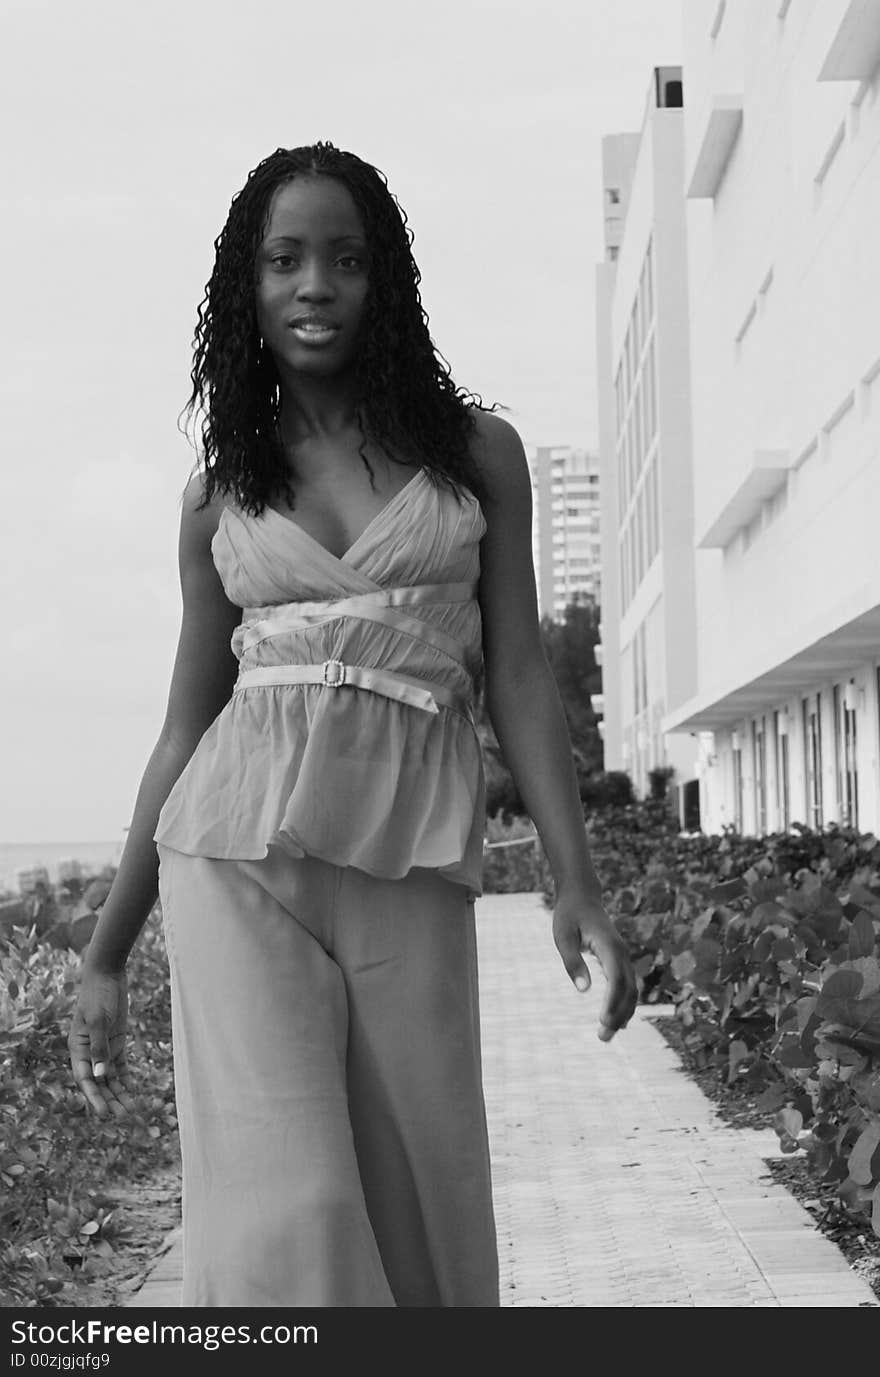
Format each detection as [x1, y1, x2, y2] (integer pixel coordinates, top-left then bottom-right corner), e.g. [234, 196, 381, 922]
[1, 0, 682, 842]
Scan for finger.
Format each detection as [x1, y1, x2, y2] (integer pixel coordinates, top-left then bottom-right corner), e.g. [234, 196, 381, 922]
[70, 1056, 111, 1118]
[106, 1075, 136, 1113]
[109, 1068, 135, 1097]
[88, 1030, 112, 1082]
[554, 931, 592, 992]
[597, 967, 638, 1041]
[106, 1043, 133, 1096]
[107, 1042, 130, 1077]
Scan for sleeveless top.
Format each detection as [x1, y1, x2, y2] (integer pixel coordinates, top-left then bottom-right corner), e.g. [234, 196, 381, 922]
[153, 467, 488, 899]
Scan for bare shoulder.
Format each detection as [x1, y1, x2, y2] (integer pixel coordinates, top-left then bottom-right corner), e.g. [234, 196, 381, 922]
[159, 471, 242, 752]
[179, 468, 227, 547]
[468, 408, 529, 490]
[467, 410, 542, 676]
[467, 409, 532, 541]
[175, 468, 239, 620]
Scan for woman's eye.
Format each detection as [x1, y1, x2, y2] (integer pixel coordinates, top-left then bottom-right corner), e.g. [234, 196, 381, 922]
[269, 254, 363, 270]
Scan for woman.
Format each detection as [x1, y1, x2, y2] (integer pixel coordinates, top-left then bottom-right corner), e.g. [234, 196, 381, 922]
[68, 142, 637, 1308]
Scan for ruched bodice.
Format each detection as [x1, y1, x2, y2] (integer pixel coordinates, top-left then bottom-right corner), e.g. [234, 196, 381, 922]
[153, 467, 488, 898]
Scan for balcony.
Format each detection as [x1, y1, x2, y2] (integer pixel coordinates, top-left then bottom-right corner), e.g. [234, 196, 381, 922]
[686, 94, 744, 199]
[818, 0, 880, 81]
[663, 602, 880, 734]
[697, 448, 791, 549]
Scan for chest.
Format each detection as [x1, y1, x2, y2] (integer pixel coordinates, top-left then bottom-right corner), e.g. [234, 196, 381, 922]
[269, 439, 421, 560]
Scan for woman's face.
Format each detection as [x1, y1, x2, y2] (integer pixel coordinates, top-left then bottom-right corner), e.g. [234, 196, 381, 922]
[254, 175, 370, 378]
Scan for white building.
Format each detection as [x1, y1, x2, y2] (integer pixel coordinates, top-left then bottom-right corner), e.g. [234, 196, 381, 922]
[665, 0, 880, 838]
[595, 66, 700, 820]
[529, 446, 602, 621]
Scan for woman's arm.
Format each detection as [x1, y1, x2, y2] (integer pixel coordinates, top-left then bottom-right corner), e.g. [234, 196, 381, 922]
[83, 471, 242, 972]
[472, 412, 637, 1039]
[70, 471, 243, 1113]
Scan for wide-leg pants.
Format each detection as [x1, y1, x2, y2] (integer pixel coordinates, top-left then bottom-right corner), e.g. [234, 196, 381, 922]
[156, 842, 500, 1307]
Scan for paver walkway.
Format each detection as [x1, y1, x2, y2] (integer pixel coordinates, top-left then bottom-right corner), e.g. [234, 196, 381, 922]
[127, 892, 878, 1308]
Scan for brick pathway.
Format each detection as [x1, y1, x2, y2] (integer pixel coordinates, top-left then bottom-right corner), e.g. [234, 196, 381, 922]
[127, 892, 877, 1309]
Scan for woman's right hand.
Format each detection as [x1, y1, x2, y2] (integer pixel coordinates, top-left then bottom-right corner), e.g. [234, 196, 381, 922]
[68, 967, 134, 1119]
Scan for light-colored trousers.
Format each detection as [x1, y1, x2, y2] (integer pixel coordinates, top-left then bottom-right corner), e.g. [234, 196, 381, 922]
[156, 842, 499, 1307]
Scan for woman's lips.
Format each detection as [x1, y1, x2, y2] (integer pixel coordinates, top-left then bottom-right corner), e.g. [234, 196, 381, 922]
[289, 323, 340, 346]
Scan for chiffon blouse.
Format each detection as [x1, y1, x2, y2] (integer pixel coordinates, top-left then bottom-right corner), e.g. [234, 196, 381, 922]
[153, 467, 488, 899]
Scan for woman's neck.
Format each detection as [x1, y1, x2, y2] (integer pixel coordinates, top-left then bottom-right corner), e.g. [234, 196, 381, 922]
[277, 372, 361, 446]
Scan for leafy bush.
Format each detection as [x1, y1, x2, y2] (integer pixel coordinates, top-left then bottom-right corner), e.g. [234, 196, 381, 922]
[546, 804, 880, 1237]
[648, 765, 675, 800]
[0, 904, 176, 1307]
[481, 813, 552, 894]
[578, 770, 635, 810]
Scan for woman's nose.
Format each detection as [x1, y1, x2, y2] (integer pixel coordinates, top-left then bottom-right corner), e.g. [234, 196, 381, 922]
[296, 258, 333, 299]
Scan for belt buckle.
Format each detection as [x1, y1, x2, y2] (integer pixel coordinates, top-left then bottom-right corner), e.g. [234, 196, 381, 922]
[322, 658, 347, 688]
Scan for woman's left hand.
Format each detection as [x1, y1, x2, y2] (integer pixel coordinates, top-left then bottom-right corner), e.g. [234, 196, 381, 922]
[552, 889, 638, 1042]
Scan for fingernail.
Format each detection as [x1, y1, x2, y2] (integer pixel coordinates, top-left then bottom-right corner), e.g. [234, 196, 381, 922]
[574, 976, 588, 992]
[94, 1062, 106, 1078]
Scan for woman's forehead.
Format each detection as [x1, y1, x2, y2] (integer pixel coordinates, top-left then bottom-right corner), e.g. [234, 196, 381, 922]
[263, 176, 365, 240]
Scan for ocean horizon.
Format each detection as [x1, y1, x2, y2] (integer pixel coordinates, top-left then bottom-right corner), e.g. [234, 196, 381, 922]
[0, 839, 126, 893]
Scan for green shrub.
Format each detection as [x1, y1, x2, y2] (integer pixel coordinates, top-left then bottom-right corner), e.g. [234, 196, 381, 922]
[579, 770, 635, 810]
[0, 906, 176, 1307]
[554, 803, 880, 1236]
[481, 813, 553, 894]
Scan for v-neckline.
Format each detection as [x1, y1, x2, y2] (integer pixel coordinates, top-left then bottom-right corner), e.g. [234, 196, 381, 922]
[262, 466, 426, 564]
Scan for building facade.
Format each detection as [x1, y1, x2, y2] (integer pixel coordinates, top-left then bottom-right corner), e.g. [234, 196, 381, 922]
[595, 67, 700, 815]
[529, 446, 602, 621]
[665, 0, 880, 838]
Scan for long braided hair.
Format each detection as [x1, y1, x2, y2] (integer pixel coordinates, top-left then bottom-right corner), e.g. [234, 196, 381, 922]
[181, 142, 505, 517]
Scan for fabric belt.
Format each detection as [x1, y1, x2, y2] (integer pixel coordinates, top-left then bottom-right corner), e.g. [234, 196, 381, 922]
[234, 659, 469, 715]
[233, 580, 479, 717]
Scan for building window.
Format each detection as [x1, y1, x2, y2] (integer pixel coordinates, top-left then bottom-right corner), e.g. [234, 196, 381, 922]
[834, 682, 859, 828]
[645, 463, 655, 570]
[774, 710, 790, 830]
[753, 720, 767, 835]
[651, 456, 660, 557]
[645, 339, 657, 442]
[645, 239, 654, 319]
[633, 494, 642, 590]
[732, 742, 744, 832]
[634, 379, 643, 470]
[638, 265, 648, 349]
[638, 622, 648, 716]
[803, 694, 823, 828]
[608, 187, 620, 205]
